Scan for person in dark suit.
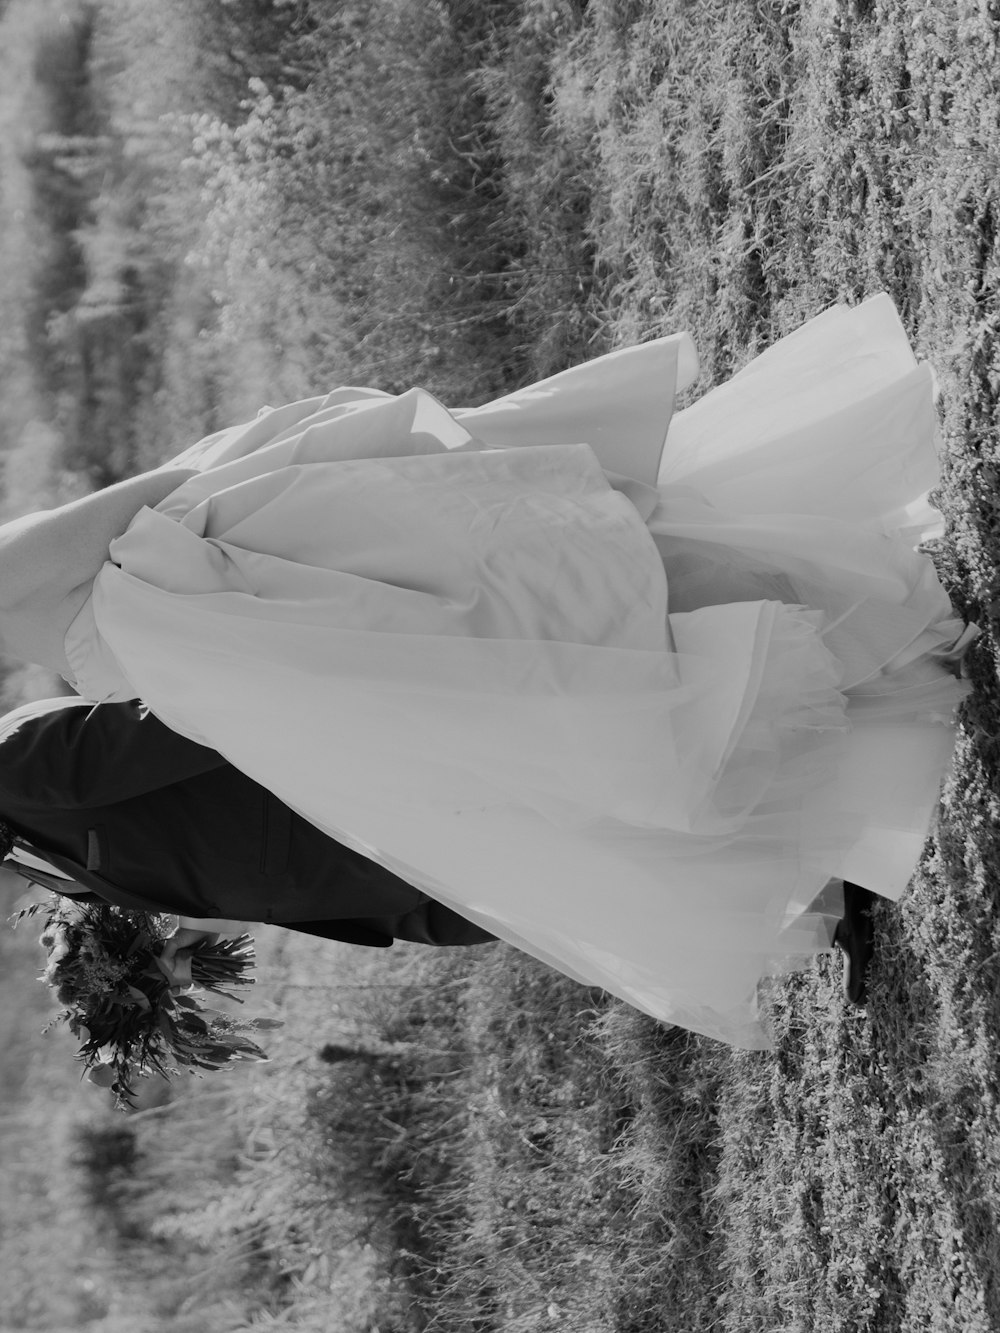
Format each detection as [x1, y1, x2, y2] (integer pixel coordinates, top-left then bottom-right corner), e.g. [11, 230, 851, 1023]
[0, 696, 494, 974]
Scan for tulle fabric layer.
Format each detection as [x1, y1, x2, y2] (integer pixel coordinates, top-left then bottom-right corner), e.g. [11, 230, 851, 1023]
[650, 294, 972, 897]
[658, 294, 942, 536]
[64, 294, 972, 1047]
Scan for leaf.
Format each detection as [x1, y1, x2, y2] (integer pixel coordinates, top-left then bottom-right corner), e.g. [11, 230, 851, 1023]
[202, 1046, 239, 1062]
[126, 986, 152, 1012]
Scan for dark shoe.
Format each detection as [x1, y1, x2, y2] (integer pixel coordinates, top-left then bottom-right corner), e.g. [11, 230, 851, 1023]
[833, 882, 877, 1006]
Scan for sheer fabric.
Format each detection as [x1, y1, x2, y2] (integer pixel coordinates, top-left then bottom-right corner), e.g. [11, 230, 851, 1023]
[63, 295, 971, 1047]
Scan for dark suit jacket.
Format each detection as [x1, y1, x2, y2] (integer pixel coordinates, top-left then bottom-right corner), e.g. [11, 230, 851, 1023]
[0, 697, 493, 948]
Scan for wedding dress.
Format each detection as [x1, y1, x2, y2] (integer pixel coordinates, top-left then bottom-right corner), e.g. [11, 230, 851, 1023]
[62, 294, 972, 1048]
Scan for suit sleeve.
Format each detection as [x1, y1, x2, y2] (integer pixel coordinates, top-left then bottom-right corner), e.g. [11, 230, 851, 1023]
[0, 698, 227, 810]
[279, 905, 496, 948]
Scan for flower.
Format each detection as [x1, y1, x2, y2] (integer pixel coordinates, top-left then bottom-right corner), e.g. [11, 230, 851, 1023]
[13, 895, 277, 1110]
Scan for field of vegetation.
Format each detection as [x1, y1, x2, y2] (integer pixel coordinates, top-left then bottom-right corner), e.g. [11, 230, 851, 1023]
[2, 0, 1000, 1330]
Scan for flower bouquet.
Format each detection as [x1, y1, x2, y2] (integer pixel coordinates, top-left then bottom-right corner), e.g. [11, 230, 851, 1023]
[16, 894, 279, 1109]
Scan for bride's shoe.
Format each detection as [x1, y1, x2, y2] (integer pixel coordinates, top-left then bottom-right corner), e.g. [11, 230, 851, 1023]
[938, 621, 980, 679]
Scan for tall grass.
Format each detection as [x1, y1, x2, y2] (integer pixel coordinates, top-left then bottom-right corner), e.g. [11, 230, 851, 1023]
[25, 0, 591, 482]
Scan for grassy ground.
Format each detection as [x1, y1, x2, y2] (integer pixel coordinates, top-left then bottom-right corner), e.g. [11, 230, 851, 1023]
[3, 1, 1000, 1331]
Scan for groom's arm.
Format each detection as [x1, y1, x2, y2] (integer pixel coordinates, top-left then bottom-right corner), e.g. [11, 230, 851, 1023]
[0, 698, 228, 810]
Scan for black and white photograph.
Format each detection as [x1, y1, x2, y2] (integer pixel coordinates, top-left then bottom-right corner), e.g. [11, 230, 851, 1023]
[0, 1, 997, 1329]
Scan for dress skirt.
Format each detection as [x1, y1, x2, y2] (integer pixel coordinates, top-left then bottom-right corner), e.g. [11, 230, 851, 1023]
[63, 294, 972, 1048]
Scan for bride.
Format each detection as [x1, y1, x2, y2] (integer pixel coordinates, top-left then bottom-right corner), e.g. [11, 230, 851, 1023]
[0, 293, 974, 1048]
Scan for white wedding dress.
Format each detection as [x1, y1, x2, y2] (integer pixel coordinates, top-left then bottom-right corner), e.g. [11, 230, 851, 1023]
[63, 294, 972, 1048]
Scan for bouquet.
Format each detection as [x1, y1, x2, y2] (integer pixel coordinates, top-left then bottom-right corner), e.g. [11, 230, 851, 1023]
[16, 894, 280, 1109]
